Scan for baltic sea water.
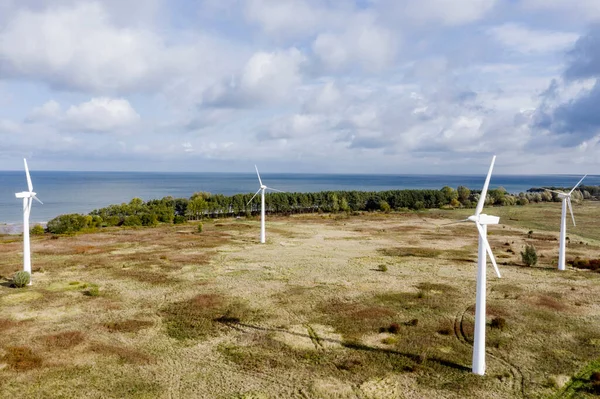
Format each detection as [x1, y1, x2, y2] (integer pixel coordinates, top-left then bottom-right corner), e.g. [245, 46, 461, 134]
[1, 171, 599, 224]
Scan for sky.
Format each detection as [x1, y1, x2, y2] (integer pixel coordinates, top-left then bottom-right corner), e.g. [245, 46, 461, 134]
[0, 0, 599, 174]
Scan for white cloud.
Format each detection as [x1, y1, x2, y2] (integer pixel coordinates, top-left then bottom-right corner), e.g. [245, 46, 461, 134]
[27, 100, 62, 122]
[520, 0, 600, 21]
[377, 0, 497, 26]
[486, 23, 579, 54]
[203, 47, 306, 106]
[64, 97, 140, 132]
[313, 19, 397, 72]
[0, 2, 242, 94]
[244, 0, 329, 39]
[0, 119, 21, 134]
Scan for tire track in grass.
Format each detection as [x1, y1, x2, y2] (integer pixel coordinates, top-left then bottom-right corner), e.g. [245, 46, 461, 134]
[453, 304, 527, 398]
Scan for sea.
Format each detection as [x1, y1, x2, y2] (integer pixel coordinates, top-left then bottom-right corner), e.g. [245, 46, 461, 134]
[1, 171, 599, 224]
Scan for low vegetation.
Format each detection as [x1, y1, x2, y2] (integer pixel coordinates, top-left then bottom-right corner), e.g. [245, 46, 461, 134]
[1, 202, 600, 398]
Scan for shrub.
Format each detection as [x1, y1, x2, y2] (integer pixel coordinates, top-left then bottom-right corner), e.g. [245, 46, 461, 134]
[84, 285, 100, 297]
[490, 317, 506, 330]
[12, 271, 30, 287]
[379, 200, 391, 213]
[377, 264, 388, 272]
[521, 245, 538, 267]
[406, 318, 419, 327]
[197, 223, 203, 233]
[47, 213, 89, 234]
[30, 225, 45, 235]
[123, 215, 142, 227]
[140, 213, 158, 227]
[173, 215, 187, 224]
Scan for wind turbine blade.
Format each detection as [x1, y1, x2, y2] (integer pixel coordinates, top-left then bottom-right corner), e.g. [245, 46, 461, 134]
[24, 158, 33, 192]
[567, 197, 575, 227]
[265, 187, 285, 193]
[547, 190, 565, 195]
[255, 165, 263, 186]
[568, 174, 587, 195]
[33, 195, 43, 205]
[475, 155, 496, 216]
[475, 222, 501, 278]
[247, 188, 261, 205]
[441, 218, 470, 226]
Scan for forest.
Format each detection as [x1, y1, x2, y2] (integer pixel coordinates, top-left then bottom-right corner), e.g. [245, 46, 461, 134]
[45, 185, 600, 234]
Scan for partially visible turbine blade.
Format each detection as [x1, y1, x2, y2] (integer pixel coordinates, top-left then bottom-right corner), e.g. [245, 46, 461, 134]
[441, 218, 470, 226]
[569, 174, 587, 195]
[475, 155, 496, 216]
[265, 187, 285, 193]
[475, 222, 501, 278]
[547, 190, 565, 195]
[24, 158, 33, 192]
[255, 165, 263, 186]
[567, 197, 576, 227]
[33, 195, 43, 205]
[247, 188, 261, 205]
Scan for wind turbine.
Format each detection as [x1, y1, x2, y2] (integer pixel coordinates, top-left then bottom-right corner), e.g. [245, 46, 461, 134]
[548, 175, 587, 271]
[247, 165, 283, 243]
[450, 155, 501, 376]
[15, 159, 43, 284]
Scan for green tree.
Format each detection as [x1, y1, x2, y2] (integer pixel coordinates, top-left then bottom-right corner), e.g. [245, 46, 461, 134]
[521, 245, 538, 267]
[457, 186, 471, 203]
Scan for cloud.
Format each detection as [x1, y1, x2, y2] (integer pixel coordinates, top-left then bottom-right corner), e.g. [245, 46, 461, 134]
[564, 25, 600, 80]
[529, 27, 600, 145]
[0, 2, 242, 94]
[486, 23, 579, 54]
[312, 15, 398, 72]
[26, 97, 140, 133]
[520, 0, 600, 22]
[377, 0, 498, 26]
[64, 98, 140, 132]
[203, 47, 306, 107]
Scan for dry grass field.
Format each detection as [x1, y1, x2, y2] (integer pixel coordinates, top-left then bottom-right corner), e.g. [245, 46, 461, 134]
[1, 201, 600, 398]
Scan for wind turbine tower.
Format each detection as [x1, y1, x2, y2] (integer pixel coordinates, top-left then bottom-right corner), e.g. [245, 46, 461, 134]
[15, 159, 43, 284]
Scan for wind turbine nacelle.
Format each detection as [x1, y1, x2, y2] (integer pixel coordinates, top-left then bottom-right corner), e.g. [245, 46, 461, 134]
[557, 193, 569, 199]
[478, 214, 500, 225]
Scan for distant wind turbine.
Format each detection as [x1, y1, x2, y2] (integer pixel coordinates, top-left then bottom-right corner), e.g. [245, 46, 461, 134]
[15, 159, 43, 284]
[449, 155, 501, 376]
[548, 175, 587, 271]
[247, 165, 284, 244]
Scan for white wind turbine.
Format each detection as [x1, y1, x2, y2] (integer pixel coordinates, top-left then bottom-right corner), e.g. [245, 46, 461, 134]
[15, 159, 43, 284]
[548, 175, 587, 271]
[247, 165, 284, 243]
[450, 155, 501, 376]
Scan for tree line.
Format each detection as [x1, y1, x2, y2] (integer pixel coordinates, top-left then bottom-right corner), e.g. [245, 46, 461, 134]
[45, 185, 600, 234]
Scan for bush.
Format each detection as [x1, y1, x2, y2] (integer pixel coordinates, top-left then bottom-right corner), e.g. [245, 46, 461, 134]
[30, 225, 45, 235]
[173, 215, 187, 224]
[490, 317, 506, 330]
[521, 244, 538, 267]
[47, 213, 89, 234]
[12, 271, 30, 287]
[122, 215, 142, 226]
[197, 223, 203, 233]
[377, 264, 388, 272]
[84, 285, 100, 297]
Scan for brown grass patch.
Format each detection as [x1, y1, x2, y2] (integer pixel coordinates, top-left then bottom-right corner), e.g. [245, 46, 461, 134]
[0, 318, 19, 331]
[103, 319, 154, 333]
[42, 331, 85, 349]
[114, 268, 178, 284]
[2, 346, 43, 370]
[535, 295, 568, 311]
[379, 247, 442, 258]
[161, 293, 259, 340]
[89, 343, 154, 364]
[416, 282, 457, 293]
